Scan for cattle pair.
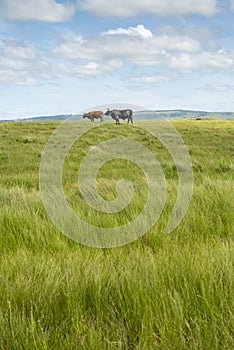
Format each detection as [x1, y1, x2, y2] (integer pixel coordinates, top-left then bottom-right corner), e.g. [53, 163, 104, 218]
[83, 108, 133, 124]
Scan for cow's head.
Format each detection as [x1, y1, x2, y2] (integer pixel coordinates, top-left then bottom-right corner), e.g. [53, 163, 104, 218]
[104, 108, 111, 116]
[83, 113, 87, 118]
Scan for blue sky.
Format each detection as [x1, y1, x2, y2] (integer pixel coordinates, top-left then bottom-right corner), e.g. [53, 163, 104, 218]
[0, 0, 234, 119]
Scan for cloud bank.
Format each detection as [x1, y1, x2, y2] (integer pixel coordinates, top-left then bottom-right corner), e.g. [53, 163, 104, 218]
[79, 0, 217, 17]
[0, 0, 220, 22]
[0, 0, 75, 22]
[1, 23, 233, 86]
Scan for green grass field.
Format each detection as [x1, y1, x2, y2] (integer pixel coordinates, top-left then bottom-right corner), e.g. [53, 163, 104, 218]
[0, 120, 233, 349]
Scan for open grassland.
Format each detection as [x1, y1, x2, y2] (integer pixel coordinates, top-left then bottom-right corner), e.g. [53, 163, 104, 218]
[0, 120, 233, 349]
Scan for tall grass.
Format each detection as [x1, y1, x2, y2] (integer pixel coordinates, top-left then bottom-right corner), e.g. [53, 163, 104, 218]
[0, 120, 233, 349]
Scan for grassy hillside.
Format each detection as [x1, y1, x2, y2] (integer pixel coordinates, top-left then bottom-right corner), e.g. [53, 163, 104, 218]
[0, 120, 233, 349]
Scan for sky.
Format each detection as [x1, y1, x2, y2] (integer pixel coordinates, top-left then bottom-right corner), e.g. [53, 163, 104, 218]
[0, 0, 234, 120]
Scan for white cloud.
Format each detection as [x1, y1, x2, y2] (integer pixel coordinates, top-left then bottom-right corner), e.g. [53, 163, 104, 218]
[52, 35, 93, 60]
[170, 50, 234, 72]
[55, 59, 122, 77]
[0, 0, 75, 22]
[79, 0, 217, 17]
[0, 69, 37, 85]
[207, 84, 234, 92]
[131, 75, 173, 83]
[52, 26, 201, 64]
[2, 39, 37, 60]
[157, 25, 219, 41]
[215, 84, 234, 91]
[102, 24, 153, 39]
[0, 39, 40, 71]
[0, 38, 54, 85]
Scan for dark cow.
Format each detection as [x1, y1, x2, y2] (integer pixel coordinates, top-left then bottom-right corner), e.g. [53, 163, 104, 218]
[83, 111, 103, 122]
[104, 108, 133, 124]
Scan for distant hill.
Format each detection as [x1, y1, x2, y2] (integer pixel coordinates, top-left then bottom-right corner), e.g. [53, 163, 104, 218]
[134, 109, 234, 120]
[15, 114, 81, 122]
[22, 114, 76, 122]
[1, 110, 234, 122]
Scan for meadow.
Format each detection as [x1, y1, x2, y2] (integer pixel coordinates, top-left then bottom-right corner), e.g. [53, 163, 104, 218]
[0, 119, 233, 349]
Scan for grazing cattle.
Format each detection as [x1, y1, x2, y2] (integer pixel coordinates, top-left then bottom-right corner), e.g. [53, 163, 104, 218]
[104, 108, 133, 124]
[83, 111, 103, 122]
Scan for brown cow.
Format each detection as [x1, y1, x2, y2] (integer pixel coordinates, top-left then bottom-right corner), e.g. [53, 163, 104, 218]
[83, 111, 103, 122]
